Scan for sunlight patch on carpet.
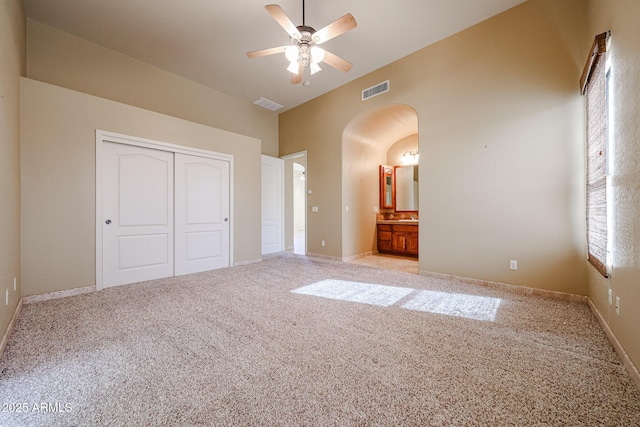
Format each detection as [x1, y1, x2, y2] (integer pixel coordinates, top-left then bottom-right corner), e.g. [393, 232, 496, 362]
[292, 279, 414, 307]
[292, 280, 502, 321]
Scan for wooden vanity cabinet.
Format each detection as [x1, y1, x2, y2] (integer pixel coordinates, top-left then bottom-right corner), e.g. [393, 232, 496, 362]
[377, 223, 418, 257]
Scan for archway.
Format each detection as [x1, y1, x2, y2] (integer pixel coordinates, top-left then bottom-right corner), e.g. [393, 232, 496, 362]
[341, 104, 419, 259]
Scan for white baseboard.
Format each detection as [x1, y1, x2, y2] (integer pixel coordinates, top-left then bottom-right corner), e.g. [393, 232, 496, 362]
[23, 285, 96, 304]
[234, 257, 263, 266]
[587, 298, 640, 391]
[0, 298, 22, 359]
[306, 252, 342, 261]
[341, 251, 374, 262]
[419, 270, 587, 303]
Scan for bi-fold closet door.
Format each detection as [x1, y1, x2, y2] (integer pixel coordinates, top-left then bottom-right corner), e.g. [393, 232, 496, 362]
[101, 141, 230, 289]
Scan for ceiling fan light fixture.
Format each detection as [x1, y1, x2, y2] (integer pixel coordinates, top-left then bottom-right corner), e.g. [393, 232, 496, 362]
[298, 44, 310, 67]
[285, 45, 299, 63]
[287, 61, 300, 74]
[310, 46, 325, 63]
[310, 62, 322, 75]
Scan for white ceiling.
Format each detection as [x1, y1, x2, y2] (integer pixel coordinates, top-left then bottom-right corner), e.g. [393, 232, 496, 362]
[23, 0, 526, 112]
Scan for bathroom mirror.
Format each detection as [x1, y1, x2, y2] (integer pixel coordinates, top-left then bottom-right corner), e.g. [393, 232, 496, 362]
[379, 165, 394, 209]
[395, 165, 419, 211]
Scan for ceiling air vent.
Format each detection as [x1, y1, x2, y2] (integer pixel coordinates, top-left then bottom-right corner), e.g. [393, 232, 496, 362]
[362, 80, 390, 101]
[254, 97, 283, 111]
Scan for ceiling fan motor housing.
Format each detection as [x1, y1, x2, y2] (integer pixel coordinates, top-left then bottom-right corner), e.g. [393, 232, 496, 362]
[296, 25, 316, 38]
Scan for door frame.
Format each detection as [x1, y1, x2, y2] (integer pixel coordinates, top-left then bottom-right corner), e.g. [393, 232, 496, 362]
[96, 130, 234, 291]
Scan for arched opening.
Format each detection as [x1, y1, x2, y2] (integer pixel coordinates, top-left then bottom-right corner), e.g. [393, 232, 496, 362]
[341, 104, 419, 262]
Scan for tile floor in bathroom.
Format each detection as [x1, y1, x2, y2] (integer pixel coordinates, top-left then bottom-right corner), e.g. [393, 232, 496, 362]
[346, 254, 419, 274]
[294, 229, 418, 275]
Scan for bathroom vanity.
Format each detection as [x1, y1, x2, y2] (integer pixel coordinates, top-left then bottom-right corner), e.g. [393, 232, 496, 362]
[376, 220, 418, 257]
[377, 164, 419, 257]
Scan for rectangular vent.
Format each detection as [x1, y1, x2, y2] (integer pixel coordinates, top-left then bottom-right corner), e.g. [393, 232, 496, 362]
[253, 97, 283, 111]
[362, 80, 390, 101]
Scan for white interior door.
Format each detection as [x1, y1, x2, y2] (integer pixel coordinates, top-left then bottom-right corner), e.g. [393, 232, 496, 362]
[102, 142, 174, 287]
[175, 153, 230, 275]
[261, 155, 284, 255]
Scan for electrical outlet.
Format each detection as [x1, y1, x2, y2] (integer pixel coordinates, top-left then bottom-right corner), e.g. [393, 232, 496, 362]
[373, 207, 379, 213]
[321, 240, 325, 247]
[5, 289, 8, 305]
[615, 297, 620, 315]
[608, 289, 613, 306]
[509, 260, 518, 270]
[345, 205, 349, 212]
[311, 206, 318, 212]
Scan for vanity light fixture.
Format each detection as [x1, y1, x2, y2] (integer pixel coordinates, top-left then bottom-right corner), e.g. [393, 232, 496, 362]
[401, 150, 419, 165]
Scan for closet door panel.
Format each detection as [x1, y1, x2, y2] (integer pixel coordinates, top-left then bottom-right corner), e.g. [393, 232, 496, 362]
[175, 154, 230, 275]
[102, 142, 174, 288]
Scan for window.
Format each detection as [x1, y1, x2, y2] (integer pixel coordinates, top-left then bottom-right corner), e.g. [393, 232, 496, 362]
[581, 32, 609, 277]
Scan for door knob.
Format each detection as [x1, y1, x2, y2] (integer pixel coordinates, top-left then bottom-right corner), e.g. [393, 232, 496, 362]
[105, 219, 112, 224]
[224, 218, 229, 222]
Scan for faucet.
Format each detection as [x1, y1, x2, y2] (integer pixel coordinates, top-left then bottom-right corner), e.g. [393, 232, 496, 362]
[411, 214, 417, 220]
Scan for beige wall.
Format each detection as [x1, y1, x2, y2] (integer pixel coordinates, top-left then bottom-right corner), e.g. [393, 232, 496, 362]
[341, 128, 387, 258]
[419, 0, 587, 294]
[0, 0, 25, 343]
[280, 0, 588, 293]
[280, 95, 345, 257]
[25, 19, 279, 157]
[20, 78, 262, 296]
[586, 0, 640, 378]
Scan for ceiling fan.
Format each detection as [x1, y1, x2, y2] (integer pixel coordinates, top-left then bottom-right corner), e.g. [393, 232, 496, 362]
[246, 1, 357, 84]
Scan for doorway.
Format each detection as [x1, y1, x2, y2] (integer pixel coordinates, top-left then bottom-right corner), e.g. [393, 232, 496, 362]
[282, 152, 307, 255]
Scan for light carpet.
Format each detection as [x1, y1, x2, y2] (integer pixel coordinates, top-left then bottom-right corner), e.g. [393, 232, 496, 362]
[1, 254, 639, 426]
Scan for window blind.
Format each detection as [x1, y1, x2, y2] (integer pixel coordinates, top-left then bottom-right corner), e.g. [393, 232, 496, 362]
[584, 33, 608, 277]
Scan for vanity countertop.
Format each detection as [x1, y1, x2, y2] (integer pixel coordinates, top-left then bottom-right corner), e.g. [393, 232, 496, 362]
[376, 220, 419, 225]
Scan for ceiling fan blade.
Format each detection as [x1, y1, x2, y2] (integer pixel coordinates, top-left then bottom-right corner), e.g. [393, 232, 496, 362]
[246, 46, 288, 59]
[313, 13, 357, 44]
[291, 63, 304, 84]
[322, 50, 353, 73]
[265, 4, 301, 39]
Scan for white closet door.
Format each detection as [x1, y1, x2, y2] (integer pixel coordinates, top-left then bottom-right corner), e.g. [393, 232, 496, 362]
[102, 142, 174, 288]
[261, 155, 284, 255]
[175, 153, 230, 275]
